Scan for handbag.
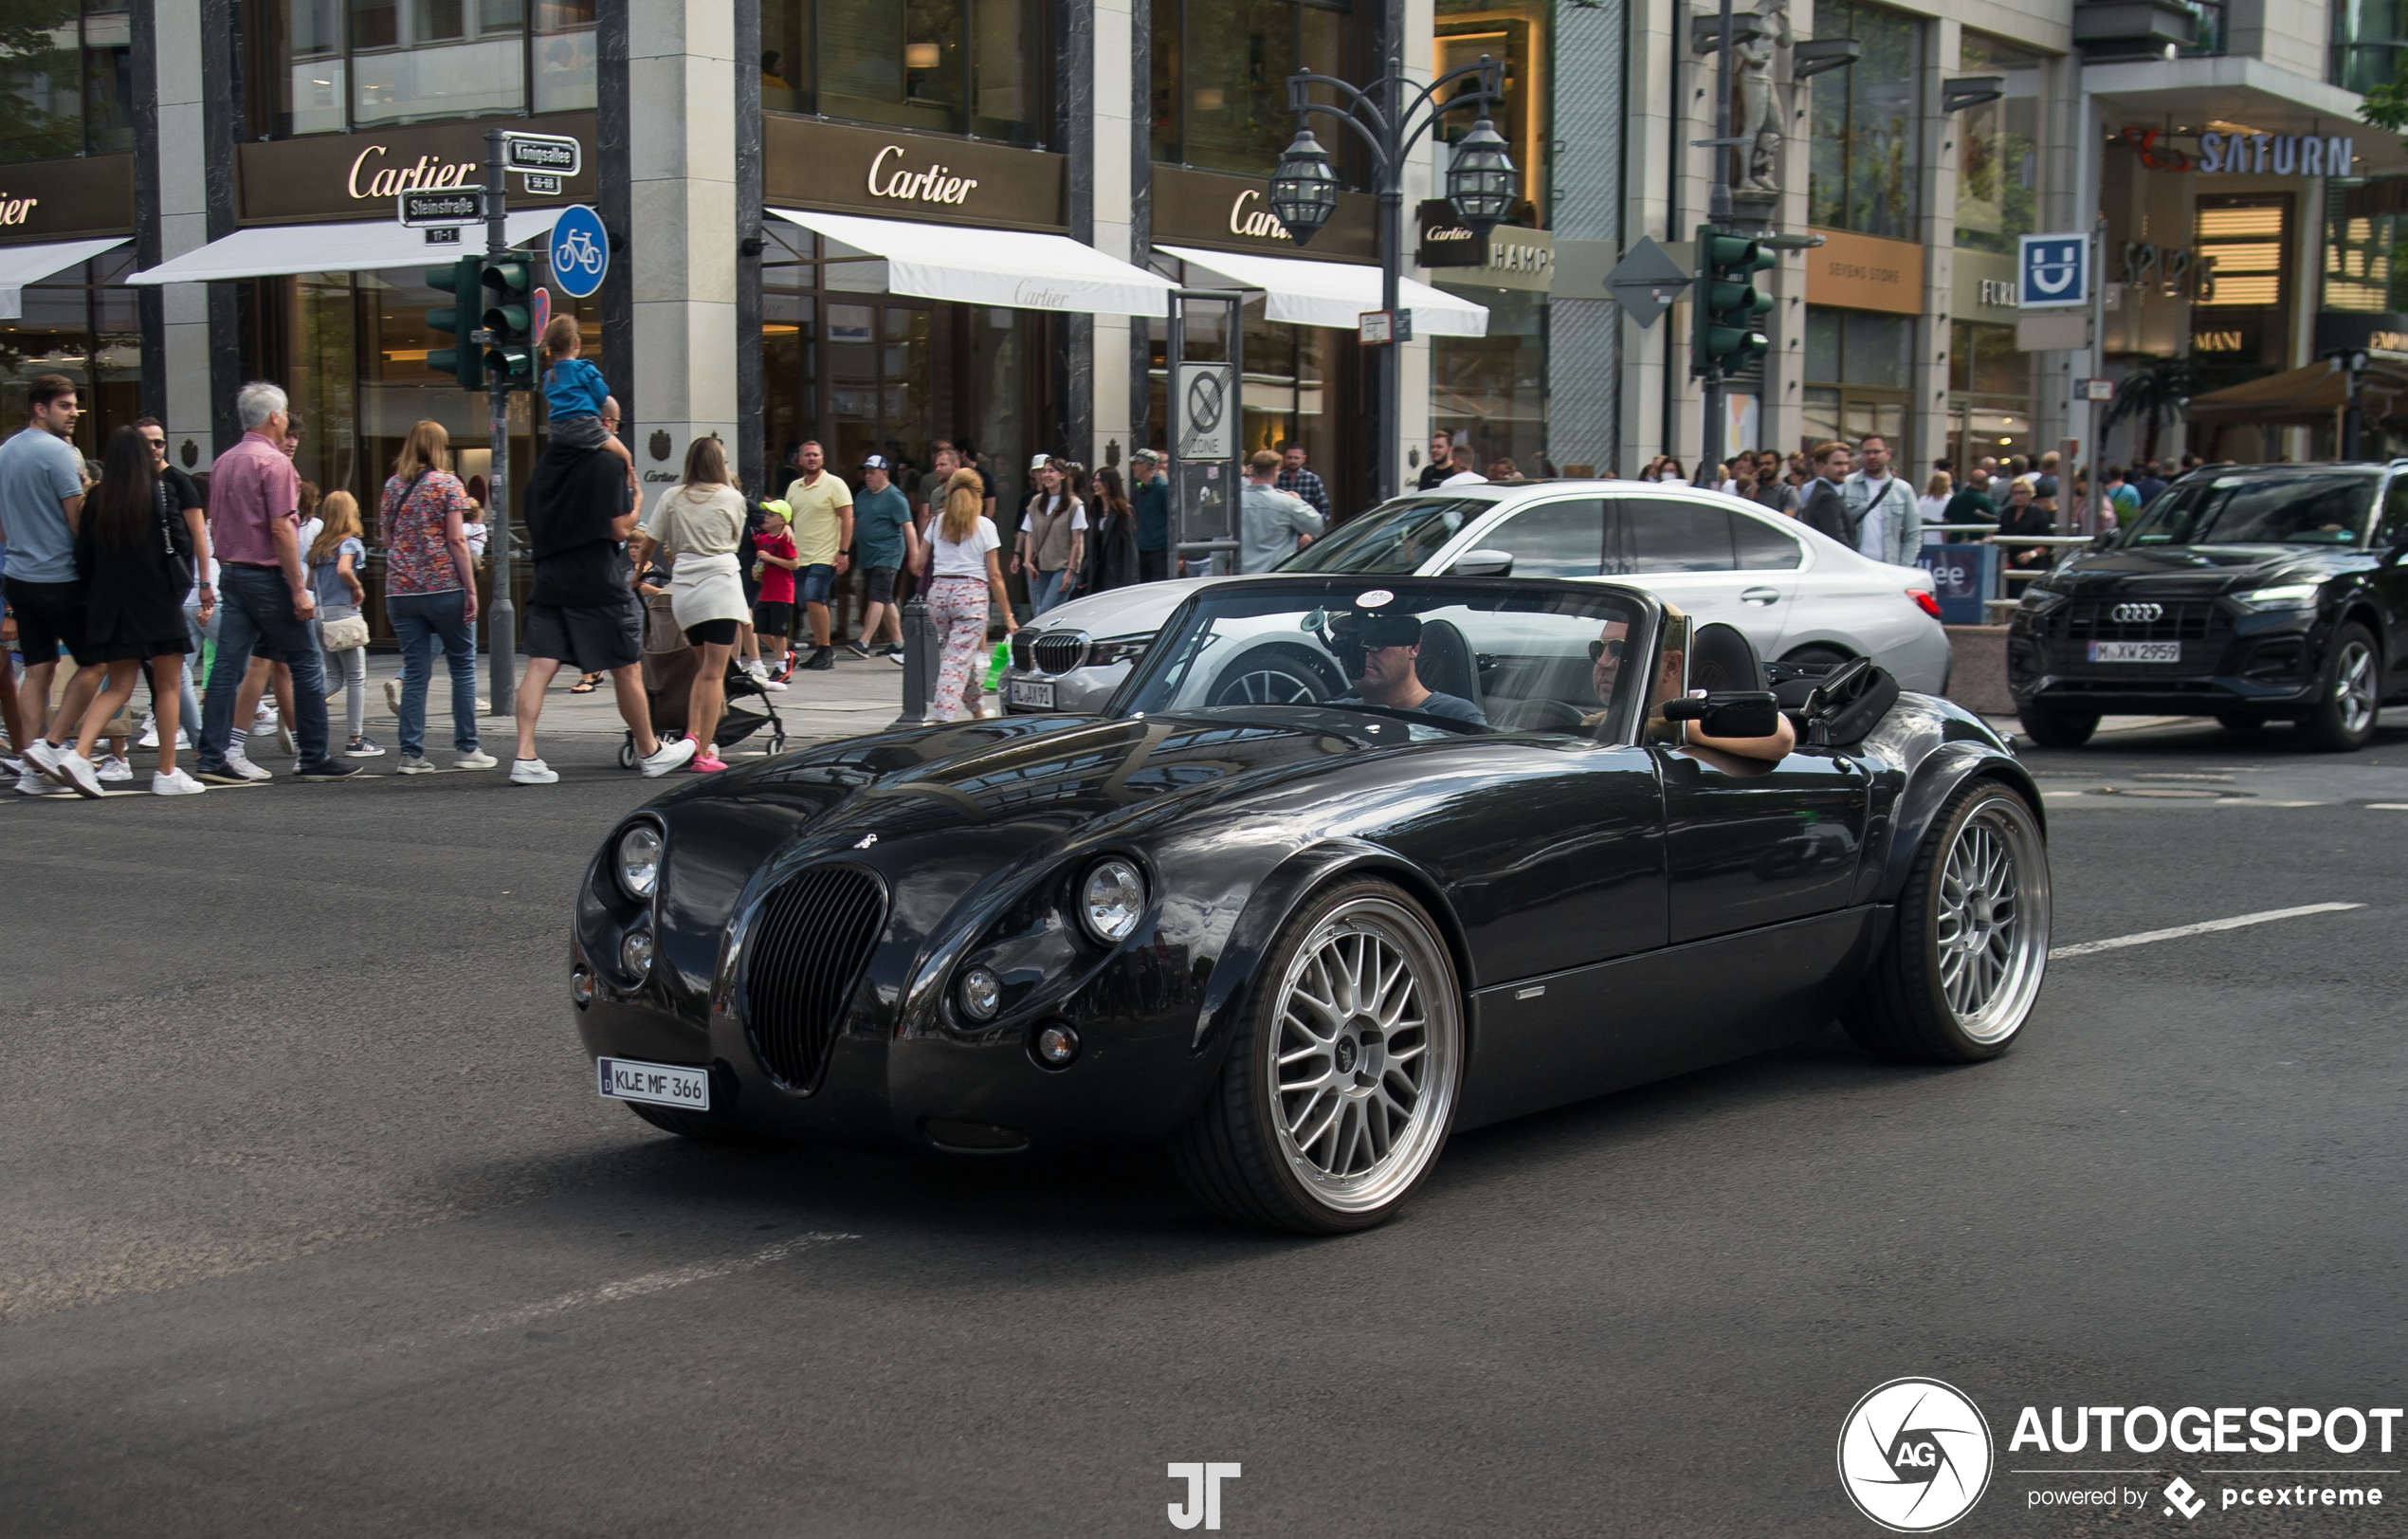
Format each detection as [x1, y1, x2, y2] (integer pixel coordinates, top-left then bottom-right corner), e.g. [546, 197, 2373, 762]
[320, 613, 370, 651]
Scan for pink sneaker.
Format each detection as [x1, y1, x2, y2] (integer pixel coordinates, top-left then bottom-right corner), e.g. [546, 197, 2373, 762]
[689, 750, 729, 773]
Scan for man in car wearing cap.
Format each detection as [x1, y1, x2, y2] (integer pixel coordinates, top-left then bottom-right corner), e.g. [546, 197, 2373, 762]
[1331, 610, 1487, 728]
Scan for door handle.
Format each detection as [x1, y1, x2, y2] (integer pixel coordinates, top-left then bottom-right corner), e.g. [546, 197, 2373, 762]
[1741, 587, 1781, 605]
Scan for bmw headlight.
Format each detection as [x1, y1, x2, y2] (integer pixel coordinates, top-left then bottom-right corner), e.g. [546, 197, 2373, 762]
[1086, 634, 1154, 669]
[615, 823, 664, 899]
[2237, 582, 2320, 611]
[1078, 858, 1147, 944]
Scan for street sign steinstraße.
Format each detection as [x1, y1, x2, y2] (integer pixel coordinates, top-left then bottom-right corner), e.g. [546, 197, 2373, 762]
[398, 188, 483, 228]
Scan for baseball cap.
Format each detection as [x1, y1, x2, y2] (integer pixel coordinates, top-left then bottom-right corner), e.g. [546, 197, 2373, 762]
[1131, 448, 1158, 464]
[1030, 452, 1053, 471]
[861, 452, 889, 470]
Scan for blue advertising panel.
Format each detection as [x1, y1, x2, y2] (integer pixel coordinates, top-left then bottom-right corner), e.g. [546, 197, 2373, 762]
[1917, 542, 1999, 626]
[2016, 232, 2088, 309]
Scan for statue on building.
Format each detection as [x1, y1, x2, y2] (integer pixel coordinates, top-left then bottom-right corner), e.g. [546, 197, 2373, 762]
[1733, 0, 1791, 193]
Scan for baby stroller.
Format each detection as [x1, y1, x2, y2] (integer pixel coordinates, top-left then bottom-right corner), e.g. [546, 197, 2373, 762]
[615, 589, 789, 768]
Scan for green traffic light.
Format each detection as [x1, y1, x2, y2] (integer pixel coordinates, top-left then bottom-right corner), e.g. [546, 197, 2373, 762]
[421, 257, 483, 389]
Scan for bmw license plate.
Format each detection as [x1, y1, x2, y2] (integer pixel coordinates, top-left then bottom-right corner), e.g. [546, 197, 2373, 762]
[1008, 678, 1055, 709]
[596, 1056, 710, 1110]
[2089, 641, 2180, 663]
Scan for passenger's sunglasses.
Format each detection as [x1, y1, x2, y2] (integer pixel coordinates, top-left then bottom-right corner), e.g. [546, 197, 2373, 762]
[1588, 638, 1628, 663]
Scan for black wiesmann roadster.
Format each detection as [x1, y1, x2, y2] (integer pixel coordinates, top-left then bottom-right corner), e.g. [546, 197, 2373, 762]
[571, 577, 2051, 1233]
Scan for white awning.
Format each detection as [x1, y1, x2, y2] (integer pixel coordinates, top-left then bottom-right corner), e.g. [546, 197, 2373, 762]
[0, 237, 129, 319]
[769, 208, 1176, 319]
[1158, 245, 1488, 337]
[125, 212, 563, 285]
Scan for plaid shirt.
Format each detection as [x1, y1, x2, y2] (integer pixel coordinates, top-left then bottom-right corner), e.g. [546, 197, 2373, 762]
[1276, 466, 1329, 519]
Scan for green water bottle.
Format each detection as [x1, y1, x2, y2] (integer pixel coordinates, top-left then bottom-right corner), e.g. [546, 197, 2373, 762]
[983, 639, 1012, 694]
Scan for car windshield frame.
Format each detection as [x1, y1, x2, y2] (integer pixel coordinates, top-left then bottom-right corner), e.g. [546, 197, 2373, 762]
[2116, 468, 2381, 549]
[1104, 576, 1666, 745]
[1274, 495, 1498, 575]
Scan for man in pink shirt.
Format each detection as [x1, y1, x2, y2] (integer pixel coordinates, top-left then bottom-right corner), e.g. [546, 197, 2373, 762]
[192, 381, 356, 782]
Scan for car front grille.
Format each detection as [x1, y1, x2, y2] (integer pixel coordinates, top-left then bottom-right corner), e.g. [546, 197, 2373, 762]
[2046, 598, 2229, 645]
[742, 864, 885, 1092]
[1031, 632, 1088, 674]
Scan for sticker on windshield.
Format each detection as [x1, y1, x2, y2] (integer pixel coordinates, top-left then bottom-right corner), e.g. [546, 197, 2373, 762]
[1356, 589, 1396, 608]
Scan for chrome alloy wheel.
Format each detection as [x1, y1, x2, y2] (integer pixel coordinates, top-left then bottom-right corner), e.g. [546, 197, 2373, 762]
[1220, 667, 1320, 705]
[1267, 895, 1461, 1213]
[2335, 636, 2378, 737]
[1932, 796, 2051, 1043]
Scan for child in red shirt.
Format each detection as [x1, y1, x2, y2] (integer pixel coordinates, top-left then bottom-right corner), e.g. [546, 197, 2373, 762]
[752, 505, 801, 678]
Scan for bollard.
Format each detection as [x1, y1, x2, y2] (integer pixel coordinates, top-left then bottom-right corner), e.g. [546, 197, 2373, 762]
[891, 593, 939, 727]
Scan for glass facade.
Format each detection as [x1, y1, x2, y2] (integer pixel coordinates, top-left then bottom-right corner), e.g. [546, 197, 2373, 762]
[1954, 34, 2040, 254]
[1801, 304, 1909, 451]
[246, 0, 596, 136]
[1150, 0, 1359, 174]
[1807, 0, 1917, 240]
[2331, 0, 2402, 90]
[1435, 0, 1546, 225]
[762, 0, 1047, 143]
[0, 247, 140, 453]
[0, 2, 133, 163]
[1432, 289, 1546, 481]
[1946, 320, 2031, 468]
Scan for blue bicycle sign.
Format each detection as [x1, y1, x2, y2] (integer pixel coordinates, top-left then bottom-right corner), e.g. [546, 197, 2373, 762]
[548, 205, 610, 299]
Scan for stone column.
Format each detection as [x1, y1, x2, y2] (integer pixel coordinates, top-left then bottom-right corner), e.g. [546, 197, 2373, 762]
[1914, 18, 1961, 477]
[1618, 0, 1678, 470]
[1397, 0, 1435, 494]
[1088, 0, 1137, 468]
[142, 0, 220, 467]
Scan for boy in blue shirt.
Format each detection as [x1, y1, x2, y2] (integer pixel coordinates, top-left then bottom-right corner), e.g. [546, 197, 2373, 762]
[539, 315, 634, 478]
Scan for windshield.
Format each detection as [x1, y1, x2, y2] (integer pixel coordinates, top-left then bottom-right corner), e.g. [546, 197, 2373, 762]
[1277, 497, 1493, 574]
[1111, 577, 1654, 741]
[2120, 470, 2378, 547]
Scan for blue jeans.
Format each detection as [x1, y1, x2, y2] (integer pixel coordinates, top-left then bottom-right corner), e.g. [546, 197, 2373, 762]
[388, 589, 479, 759]
[1030, 567, 1070, 615]
[199, 564, 331, 770]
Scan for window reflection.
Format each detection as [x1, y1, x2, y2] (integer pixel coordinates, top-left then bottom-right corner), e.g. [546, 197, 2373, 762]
[0, 1, 133, 163]
[1808, 0, 1918, 240]
[246, 0, 593, 134]
[1153, 0, 1359, 175]
[761, 0, 1042, 144]
[0, 250, 142, 451]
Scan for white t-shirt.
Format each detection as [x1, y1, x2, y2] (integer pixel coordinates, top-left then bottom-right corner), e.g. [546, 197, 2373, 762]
[931, 515, 1002, 579]
[1440, 469, 1487, 486]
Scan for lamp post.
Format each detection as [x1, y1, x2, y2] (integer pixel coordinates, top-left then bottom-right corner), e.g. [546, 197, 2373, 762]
[1267, 55, 1519, 503]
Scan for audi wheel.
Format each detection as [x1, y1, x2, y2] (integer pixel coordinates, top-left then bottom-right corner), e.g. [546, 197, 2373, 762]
[2304, 623, 2381, 752]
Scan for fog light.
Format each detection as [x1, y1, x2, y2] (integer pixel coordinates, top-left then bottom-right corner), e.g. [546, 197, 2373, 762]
[1031, 1021, 1080, 1068]
[958, 965, 1001, 1021]
[571, 968, 593, 1007]
[622, 928, 654, 977]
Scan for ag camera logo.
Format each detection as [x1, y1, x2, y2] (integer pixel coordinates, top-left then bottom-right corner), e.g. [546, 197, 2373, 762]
[1838, 1378, 1995, 1531]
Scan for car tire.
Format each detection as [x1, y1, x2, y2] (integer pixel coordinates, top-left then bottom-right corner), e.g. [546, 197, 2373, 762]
[1169, 879, 1465, 1234]
[2016, 705, 2099, 747]
[2303, 622, 2381, 752]
[1844, 779, 2051, 1064]
[624, 1101, 751, 1145]
[1206, 644, 1339, 708]
[2214, 709, 2268, 732]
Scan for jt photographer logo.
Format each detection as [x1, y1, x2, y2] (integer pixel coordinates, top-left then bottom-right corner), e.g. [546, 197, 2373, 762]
[1167, 1462, 1240, 1530]
[1839, 1379, 1996, 1531]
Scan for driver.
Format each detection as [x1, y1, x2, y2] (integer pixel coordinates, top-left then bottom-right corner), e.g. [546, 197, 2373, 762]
[1331, 612, 1487, 727]
[1584, 617, 1795, 760]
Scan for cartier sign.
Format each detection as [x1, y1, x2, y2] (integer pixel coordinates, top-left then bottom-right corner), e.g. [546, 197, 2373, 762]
[867, 144, 979, 208]
[1149, 164, 1377, 263]
[767, 117, 1065, 231]
[237, 113, 594, 224]
[0, 153, 133, 240]
[347, 146, 479, 200]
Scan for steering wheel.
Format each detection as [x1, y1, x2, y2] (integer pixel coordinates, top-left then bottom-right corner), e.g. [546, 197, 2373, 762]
[1490, 697, 1589, 732]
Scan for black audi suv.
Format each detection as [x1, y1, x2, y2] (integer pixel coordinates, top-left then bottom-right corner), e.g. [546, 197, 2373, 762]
[2008, 461, 2408, 750]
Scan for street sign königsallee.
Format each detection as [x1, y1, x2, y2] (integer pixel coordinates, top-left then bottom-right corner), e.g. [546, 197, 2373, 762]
[504, 134, 582, 177]
[398, 188, 483, 228]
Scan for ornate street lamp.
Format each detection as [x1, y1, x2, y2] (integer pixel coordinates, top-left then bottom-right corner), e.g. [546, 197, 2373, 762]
[1268, 130, 1343, 247]
[1444, 118, 1520, 240]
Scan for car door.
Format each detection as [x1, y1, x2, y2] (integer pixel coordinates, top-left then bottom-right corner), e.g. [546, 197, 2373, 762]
[1440, 496, 1606, 577]
[1609, 493, 1797, 655]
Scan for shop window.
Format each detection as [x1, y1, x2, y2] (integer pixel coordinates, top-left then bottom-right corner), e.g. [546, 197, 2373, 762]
[763, 0, 1045, 144]
[0, 2, 132, 163]
[1436, 0, 1546, 226]
[1150, 0, 1362, 175]
[1954, 34, 2039, 254]
[1432, 287, 1548, 483]
[1801, 303, 1910, 452]
[0, 247, 140, 451]
[2332, 0, 2400, 90]
[246, 0, 593, 136]
[1807, 0, 1917, 240]
[2195, 195, 2288, 311]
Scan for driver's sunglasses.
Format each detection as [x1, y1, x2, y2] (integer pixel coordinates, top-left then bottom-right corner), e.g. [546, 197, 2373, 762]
[1588, 638, 1627, 663]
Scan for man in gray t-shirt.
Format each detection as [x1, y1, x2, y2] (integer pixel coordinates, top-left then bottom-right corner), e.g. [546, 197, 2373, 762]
[1238, 449, 1322, 573]
[0, 374, 101, 794]
[0, 406, 86, 584]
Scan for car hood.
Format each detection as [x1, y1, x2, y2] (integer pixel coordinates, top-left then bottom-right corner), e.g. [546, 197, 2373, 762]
[2052, 542, 2371, 595]
[1030, 577, 1217, 639]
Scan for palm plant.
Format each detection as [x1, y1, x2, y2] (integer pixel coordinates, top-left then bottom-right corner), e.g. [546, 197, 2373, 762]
[2104, 356, 2200, 466]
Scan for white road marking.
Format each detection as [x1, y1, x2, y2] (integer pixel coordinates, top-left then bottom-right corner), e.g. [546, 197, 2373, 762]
[447, 1232, 858, 1337]
[2366, 803, 2408, 811]
[2051, 903, 2366, 960]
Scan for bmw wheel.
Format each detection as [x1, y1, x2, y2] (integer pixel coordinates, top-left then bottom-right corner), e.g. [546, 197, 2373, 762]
[1170, 880, 1464, 1234]
[1206, 644, 1337, 707]
[2303, 623, 2381, 753]
[1845, 780, 2051, 1063]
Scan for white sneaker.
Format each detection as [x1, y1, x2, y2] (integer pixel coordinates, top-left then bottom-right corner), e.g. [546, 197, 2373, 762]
[14, 766, 68, 797]
[637, 737, 698, 778]
[138, 713, 160, 749]
[224, 747, 274, 782]
[151, 767, 207, 797]
[510, 757, 560, 785]
[24, 738, 64, 779]
[455, 749, 499, 770]
[757, 678, 789, 692]
[744, 659, 770, 680]
[54, 750, 104, 798]
[252, 705, 279, 730]
[97, 754, 134, 783]
[396, 755, 439, 775]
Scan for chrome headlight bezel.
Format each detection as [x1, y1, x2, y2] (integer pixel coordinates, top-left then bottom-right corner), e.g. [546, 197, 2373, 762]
[958, 965, 1003, 1021]
[2236, 582, 2321, 611]
[1078, 857, 1148, 944]
[614, 821, 665, 900]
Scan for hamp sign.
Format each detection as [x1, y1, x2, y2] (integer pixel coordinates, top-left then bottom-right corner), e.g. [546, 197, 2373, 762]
[2017, 233, 2089, 309]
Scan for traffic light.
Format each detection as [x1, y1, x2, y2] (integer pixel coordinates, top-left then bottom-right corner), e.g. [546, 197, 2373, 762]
[1690, 228, 1777, 379]
[480, 255, 537, 390]
[423, 258, 483, 389]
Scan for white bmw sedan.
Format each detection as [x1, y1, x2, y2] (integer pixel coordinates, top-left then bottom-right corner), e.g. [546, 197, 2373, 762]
[1000, 480, 1952, 713]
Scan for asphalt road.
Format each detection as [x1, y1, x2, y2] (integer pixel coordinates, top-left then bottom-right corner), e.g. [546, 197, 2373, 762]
[5, 713, 2405, 1536]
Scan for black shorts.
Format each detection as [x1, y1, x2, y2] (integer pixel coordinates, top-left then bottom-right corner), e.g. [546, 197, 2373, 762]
[684, 617, 739, 647]
[4, 577, 92, 665]
[523, 594, 643, 675]
[864, 566, 899, 605]
[752, 599, 794, 636]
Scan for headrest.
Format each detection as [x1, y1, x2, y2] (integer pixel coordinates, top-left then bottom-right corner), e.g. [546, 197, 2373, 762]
[1689, 622, 1765, 693]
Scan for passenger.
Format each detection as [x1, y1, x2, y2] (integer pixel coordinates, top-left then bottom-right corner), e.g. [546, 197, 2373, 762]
[1331, 612, 1486, 728]
[1584, 617, 1795, 760]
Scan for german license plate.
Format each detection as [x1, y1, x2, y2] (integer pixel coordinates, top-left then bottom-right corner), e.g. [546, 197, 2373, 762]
[596, 1056, 710, 1110]
[1008, 678, 1055, 709]
[2089, 641, 2180, 663]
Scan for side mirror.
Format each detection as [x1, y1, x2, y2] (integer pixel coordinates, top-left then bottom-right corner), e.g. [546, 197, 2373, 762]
[1449, 548, 1514, 577]
[1661, 690, 1781, 738]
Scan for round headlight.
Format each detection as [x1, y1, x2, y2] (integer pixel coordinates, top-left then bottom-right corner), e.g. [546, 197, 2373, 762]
[958, 965, 1002, 1021]
[1079, 858, 1146, 944]
[621, 928, 654, 976]
[616, 824, 663, 899]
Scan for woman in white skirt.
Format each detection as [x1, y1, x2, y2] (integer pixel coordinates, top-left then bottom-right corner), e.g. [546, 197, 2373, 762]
[636, 436, 751, 773]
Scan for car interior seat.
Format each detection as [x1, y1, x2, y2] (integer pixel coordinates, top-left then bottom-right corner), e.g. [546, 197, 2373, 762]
[1414, 619, 1483, 712]
[1687, 622, 1766, 693]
